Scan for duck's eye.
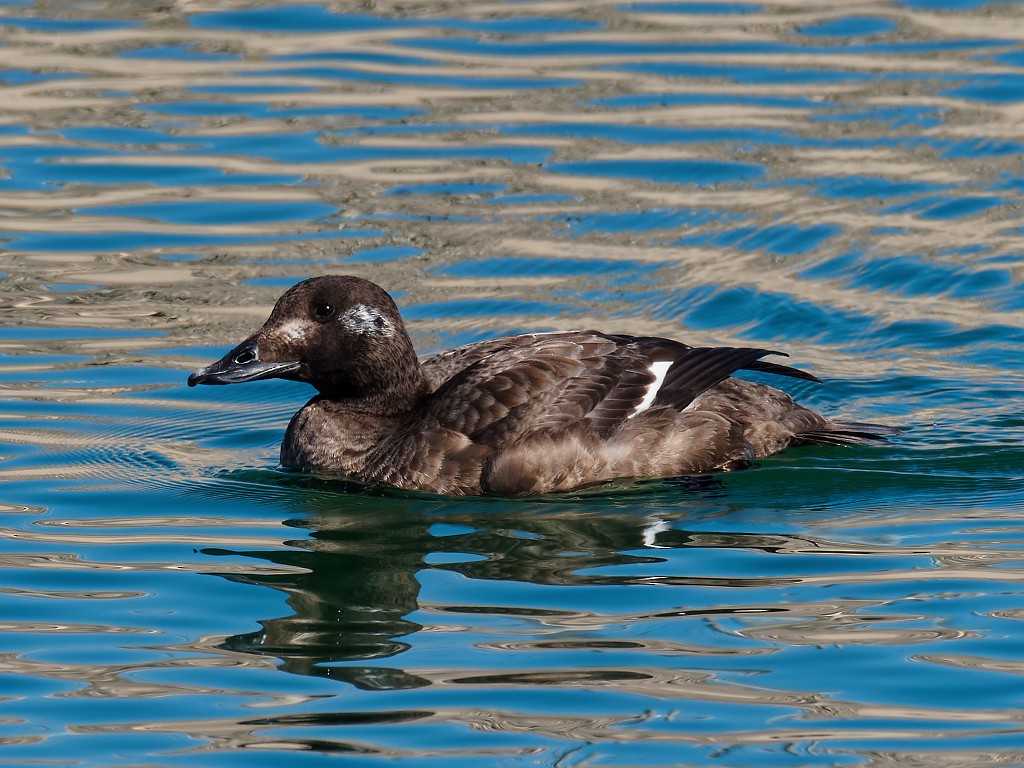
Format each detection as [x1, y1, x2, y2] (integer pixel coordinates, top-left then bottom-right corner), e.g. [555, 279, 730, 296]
[234, 350, 256, 365]
[314, 302, 335, 320]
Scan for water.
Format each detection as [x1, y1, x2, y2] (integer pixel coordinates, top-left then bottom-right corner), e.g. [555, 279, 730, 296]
[1, 0, 1023, 764]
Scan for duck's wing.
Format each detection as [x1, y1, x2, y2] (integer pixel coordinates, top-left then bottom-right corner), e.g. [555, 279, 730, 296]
[423, 331, 819, 391]
[651, 346, 794, 412]
[602, 334, 821, 384]
[421, 332, 626, 445]
[420, 332, 798, 445]
[420, 332, 587, 391]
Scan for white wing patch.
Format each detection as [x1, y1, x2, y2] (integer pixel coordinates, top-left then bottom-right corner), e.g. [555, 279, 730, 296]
[642, 517, 671, 548]
[628, 360, 673, 419]
[340, 304, 393, 336]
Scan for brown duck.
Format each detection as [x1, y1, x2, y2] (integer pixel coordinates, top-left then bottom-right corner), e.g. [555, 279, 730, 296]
[188, 275, 894, 496]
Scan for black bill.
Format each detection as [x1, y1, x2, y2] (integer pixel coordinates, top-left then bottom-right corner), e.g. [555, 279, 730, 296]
[187, 338, 301, 387]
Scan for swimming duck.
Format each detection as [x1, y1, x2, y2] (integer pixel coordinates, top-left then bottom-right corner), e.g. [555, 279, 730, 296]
[188, 275, 893, 496]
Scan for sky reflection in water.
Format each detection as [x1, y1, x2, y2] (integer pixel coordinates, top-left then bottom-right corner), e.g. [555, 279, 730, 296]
[0, 0, 1023, 766]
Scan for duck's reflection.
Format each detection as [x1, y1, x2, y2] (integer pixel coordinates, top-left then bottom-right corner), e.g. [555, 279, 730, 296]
[201, 475, 771, 689]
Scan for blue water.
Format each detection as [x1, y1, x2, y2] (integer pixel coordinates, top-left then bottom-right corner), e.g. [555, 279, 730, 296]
[1, 0, 1023, 765]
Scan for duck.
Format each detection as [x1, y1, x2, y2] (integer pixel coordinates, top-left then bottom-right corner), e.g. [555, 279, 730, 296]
[187, 275, 894, 496]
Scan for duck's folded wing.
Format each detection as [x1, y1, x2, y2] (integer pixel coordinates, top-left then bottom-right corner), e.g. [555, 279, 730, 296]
[420, 331, 599, 391]
[420, 333, 797, 445]
[602, 333, 820, 384]
[422, 333, 632, 445]
[652, 346, 790, 411]
[744, 358, 820, 383]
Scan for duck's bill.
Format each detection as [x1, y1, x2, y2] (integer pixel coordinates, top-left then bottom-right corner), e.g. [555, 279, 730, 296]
[187, 340, 301, 387]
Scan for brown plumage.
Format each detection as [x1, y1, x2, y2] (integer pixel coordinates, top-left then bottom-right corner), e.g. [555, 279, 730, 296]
[187, 275, 895, 496]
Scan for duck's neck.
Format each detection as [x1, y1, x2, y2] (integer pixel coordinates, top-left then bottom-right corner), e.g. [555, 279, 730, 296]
[318, 335, 429, 416]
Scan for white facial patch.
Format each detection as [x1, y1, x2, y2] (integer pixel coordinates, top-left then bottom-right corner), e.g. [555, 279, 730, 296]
[628, 360, 673, 419]
[275, 318, 315, 344]
[339, 304, 393, 337]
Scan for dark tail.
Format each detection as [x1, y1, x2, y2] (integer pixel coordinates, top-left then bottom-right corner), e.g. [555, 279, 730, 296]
[796, 420, 901, 447]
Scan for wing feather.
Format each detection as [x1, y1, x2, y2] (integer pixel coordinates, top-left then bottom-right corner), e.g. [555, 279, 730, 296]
[653, 347, 786, 411]
[419, 333, 817, 446]
[424, 334, 621, 444]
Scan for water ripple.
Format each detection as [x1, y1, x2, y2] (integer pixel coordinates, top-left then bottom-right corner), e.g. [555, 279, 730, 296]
[0, 0, 1023, 766]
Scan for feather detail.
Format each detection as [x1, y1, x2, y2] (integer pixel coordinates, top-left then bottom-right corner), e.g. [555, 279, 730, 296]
[192, 276, 897, 496]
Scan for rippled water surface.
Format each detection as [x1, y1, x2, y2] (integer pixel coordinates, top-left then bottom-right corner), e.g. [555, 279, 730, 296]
[2, 0, 1024, 765]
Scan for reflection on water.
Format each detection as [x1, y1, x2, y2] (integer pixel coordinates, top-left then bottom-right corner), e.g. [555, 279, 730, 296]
[1, 0, 1024, 765]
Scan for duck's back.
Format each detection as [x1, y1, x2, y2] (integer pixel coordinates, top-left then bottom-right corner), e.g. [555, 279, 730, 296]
[401, 331, 876, 495]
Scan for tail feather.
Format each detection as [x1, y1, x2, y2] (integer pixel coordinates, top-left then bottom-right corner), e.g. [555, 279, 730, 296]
[796, 420, 900, 447]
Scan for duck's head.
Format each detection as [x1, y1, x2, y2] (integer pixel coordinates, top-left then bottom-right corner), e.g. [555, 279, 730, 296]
[188, 275, 423, 406]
